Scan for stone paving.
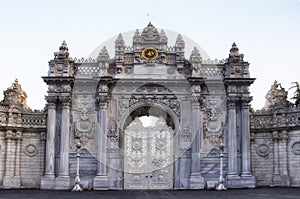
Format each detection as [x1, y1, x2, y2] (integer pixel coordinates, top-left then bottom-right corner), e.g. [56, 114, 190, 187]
[0, 188, 300, 199]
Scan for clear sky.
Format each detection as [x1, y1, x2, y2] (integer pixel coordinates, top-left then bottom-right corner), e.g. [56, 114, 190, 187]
[0, 0, 299, 110]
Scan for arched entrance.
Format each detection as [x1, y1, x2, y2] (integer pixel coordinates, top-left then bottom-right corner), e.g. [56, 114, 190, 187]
[122, 106, 176, 190]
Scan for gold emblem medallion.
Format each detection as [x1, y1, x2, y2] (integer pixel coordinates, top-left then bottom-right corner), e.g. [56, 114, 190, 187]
[142, 47, 158, 60]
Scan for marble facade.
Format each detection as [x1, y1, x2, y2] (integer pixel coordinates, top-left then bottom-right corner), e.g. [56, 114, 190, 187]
[0, 23, 299, 190]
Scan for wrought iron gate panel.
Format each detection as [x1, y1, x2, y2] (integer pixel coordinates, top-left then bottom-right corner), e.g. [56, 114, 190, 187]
[124, 117, 173, 189]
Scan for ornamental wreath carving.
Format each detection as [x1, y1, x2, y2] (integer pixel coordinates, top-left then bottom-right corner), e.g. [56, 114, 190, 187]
[23, 144, 39, 157]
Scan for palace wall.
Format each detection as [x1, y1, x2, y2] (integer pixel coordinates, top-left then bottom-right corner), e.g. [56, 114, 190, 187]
[0, 106, 46, 188]
[251, 87, 300, 187]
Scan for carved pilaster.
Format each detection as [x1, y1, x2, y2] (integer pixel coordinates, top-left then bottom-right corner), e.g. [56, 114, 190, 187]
[44, 97, 56, 178]
[4, 130, 14, 177]
[189, 93, 205, 188]
[279, 130, 290, 186]
[227, 99, 238, 177]
[94, 83, 109, 190]
[58, 95, 71, 186]
[3, 130, 21, 188]
[14, 131, 22, 177]
[272, 130, 281, 186]
[241, 101, 251, 176]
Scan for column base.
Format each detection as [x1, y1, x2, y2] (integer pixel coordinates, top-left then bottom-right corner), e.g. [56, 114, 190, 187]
[271, 174, 290, 187]
[241, 175, 256, 188]
[55, 176, 71, 190]
[93, 175, 108, 190]
[226, 175, 243, 188]
[189, 174, 205, 189]
[3, 176, 21, 189]
[41, 175, 55, 189]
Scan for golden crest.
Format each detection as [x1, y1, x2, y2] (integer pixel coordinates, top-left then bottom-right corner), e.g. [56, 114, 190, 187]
[142, 47, 158, 60]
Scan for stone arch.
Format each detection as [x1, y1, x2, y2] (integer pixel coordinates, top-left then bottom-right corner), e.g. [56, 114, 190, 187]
[119, 101, 180, 133]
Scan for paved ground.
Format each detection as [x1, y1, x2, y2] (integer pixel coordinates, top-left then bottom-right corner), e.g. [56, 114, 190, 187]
[0, 188, 300, 199]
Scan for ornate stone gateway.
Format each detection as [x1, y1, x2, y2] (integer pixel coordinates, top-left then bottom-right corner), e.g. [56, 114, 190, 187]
[124, 117, 173, 189]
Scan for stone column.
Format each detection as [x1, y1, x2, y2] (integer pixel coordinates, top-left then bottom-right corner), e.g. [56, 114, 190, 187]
[241, 102, 251, 176]
[279, 130, 290, 186]
[226, 100, 242, 188]
[56, 98, 71, 189]
[272, 130, 281, 186]
[227, 101, 238, 177]
[41, 101, 56, 189]
[93, 95, 109, 190]
[189, 95, 204, 189]
[241, 101, 255, 187]
[3, 130, 16, 188]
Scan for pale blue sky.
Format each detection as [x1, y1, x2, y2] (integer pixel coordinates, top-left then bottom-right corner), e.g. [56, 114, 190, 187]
[0, 0, 299, 110]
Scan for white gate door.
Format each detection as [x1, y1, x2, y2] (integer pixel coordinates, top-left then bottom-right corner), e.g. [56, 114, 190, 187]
[124, 117, 173, 189]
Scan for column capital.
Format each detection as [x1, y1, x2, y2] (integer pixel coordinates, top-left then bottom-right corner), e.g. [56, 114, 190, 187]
[45, 96, 57, 108]
[272, 131, 280, 142]
[60, 96, 72, 108]
[15, 131, 22, 140]
[280, 130, 289, 141]
[5, 130, 14, 141]
[227, 99, 236, 109]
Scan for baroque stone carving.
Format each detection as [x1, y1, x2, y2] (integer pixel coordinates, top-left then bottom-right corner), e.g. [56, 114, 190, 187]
[74, 110, 95, 145]
[180, 127, 192, 150]
[2, 79, 30, 110]
[204, 109, 223, 145]
[119, 96, 180, 119]
[292, 142, 300, 155]
[256, 144, 271, 157]
[23, 144, 39, 157]
[0, 113, 7, 124]
[107, 127, 119, 151]
[263, 80, 290, 109]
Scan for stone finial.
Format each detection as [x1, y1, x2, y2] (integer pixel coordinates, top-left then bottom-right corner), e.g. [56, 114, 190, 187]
[159, 29, 168, 43]
[190, 47, 202, 62]
[133, 29, 141, 43]
[227, 42, 244, 63]
[2, 79, 30, 110]
[175, 34, 185, 49]
[115, 34, 125, 47]
[230, 42, 239, 56]
[97, 46, 110, 62]
[54, 40, 70, 59]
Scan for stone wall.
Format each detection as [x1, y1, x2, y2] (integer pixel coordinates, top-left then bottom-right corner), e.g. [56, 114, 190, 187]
[0, 111, 46, 188]
[250, 81, 300, 187]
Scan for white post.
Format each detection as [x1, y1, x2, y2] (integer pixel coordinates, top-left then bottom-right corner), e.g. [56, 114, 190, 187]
[216, 142, 226, 191]
[72, 142, 82, 191]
